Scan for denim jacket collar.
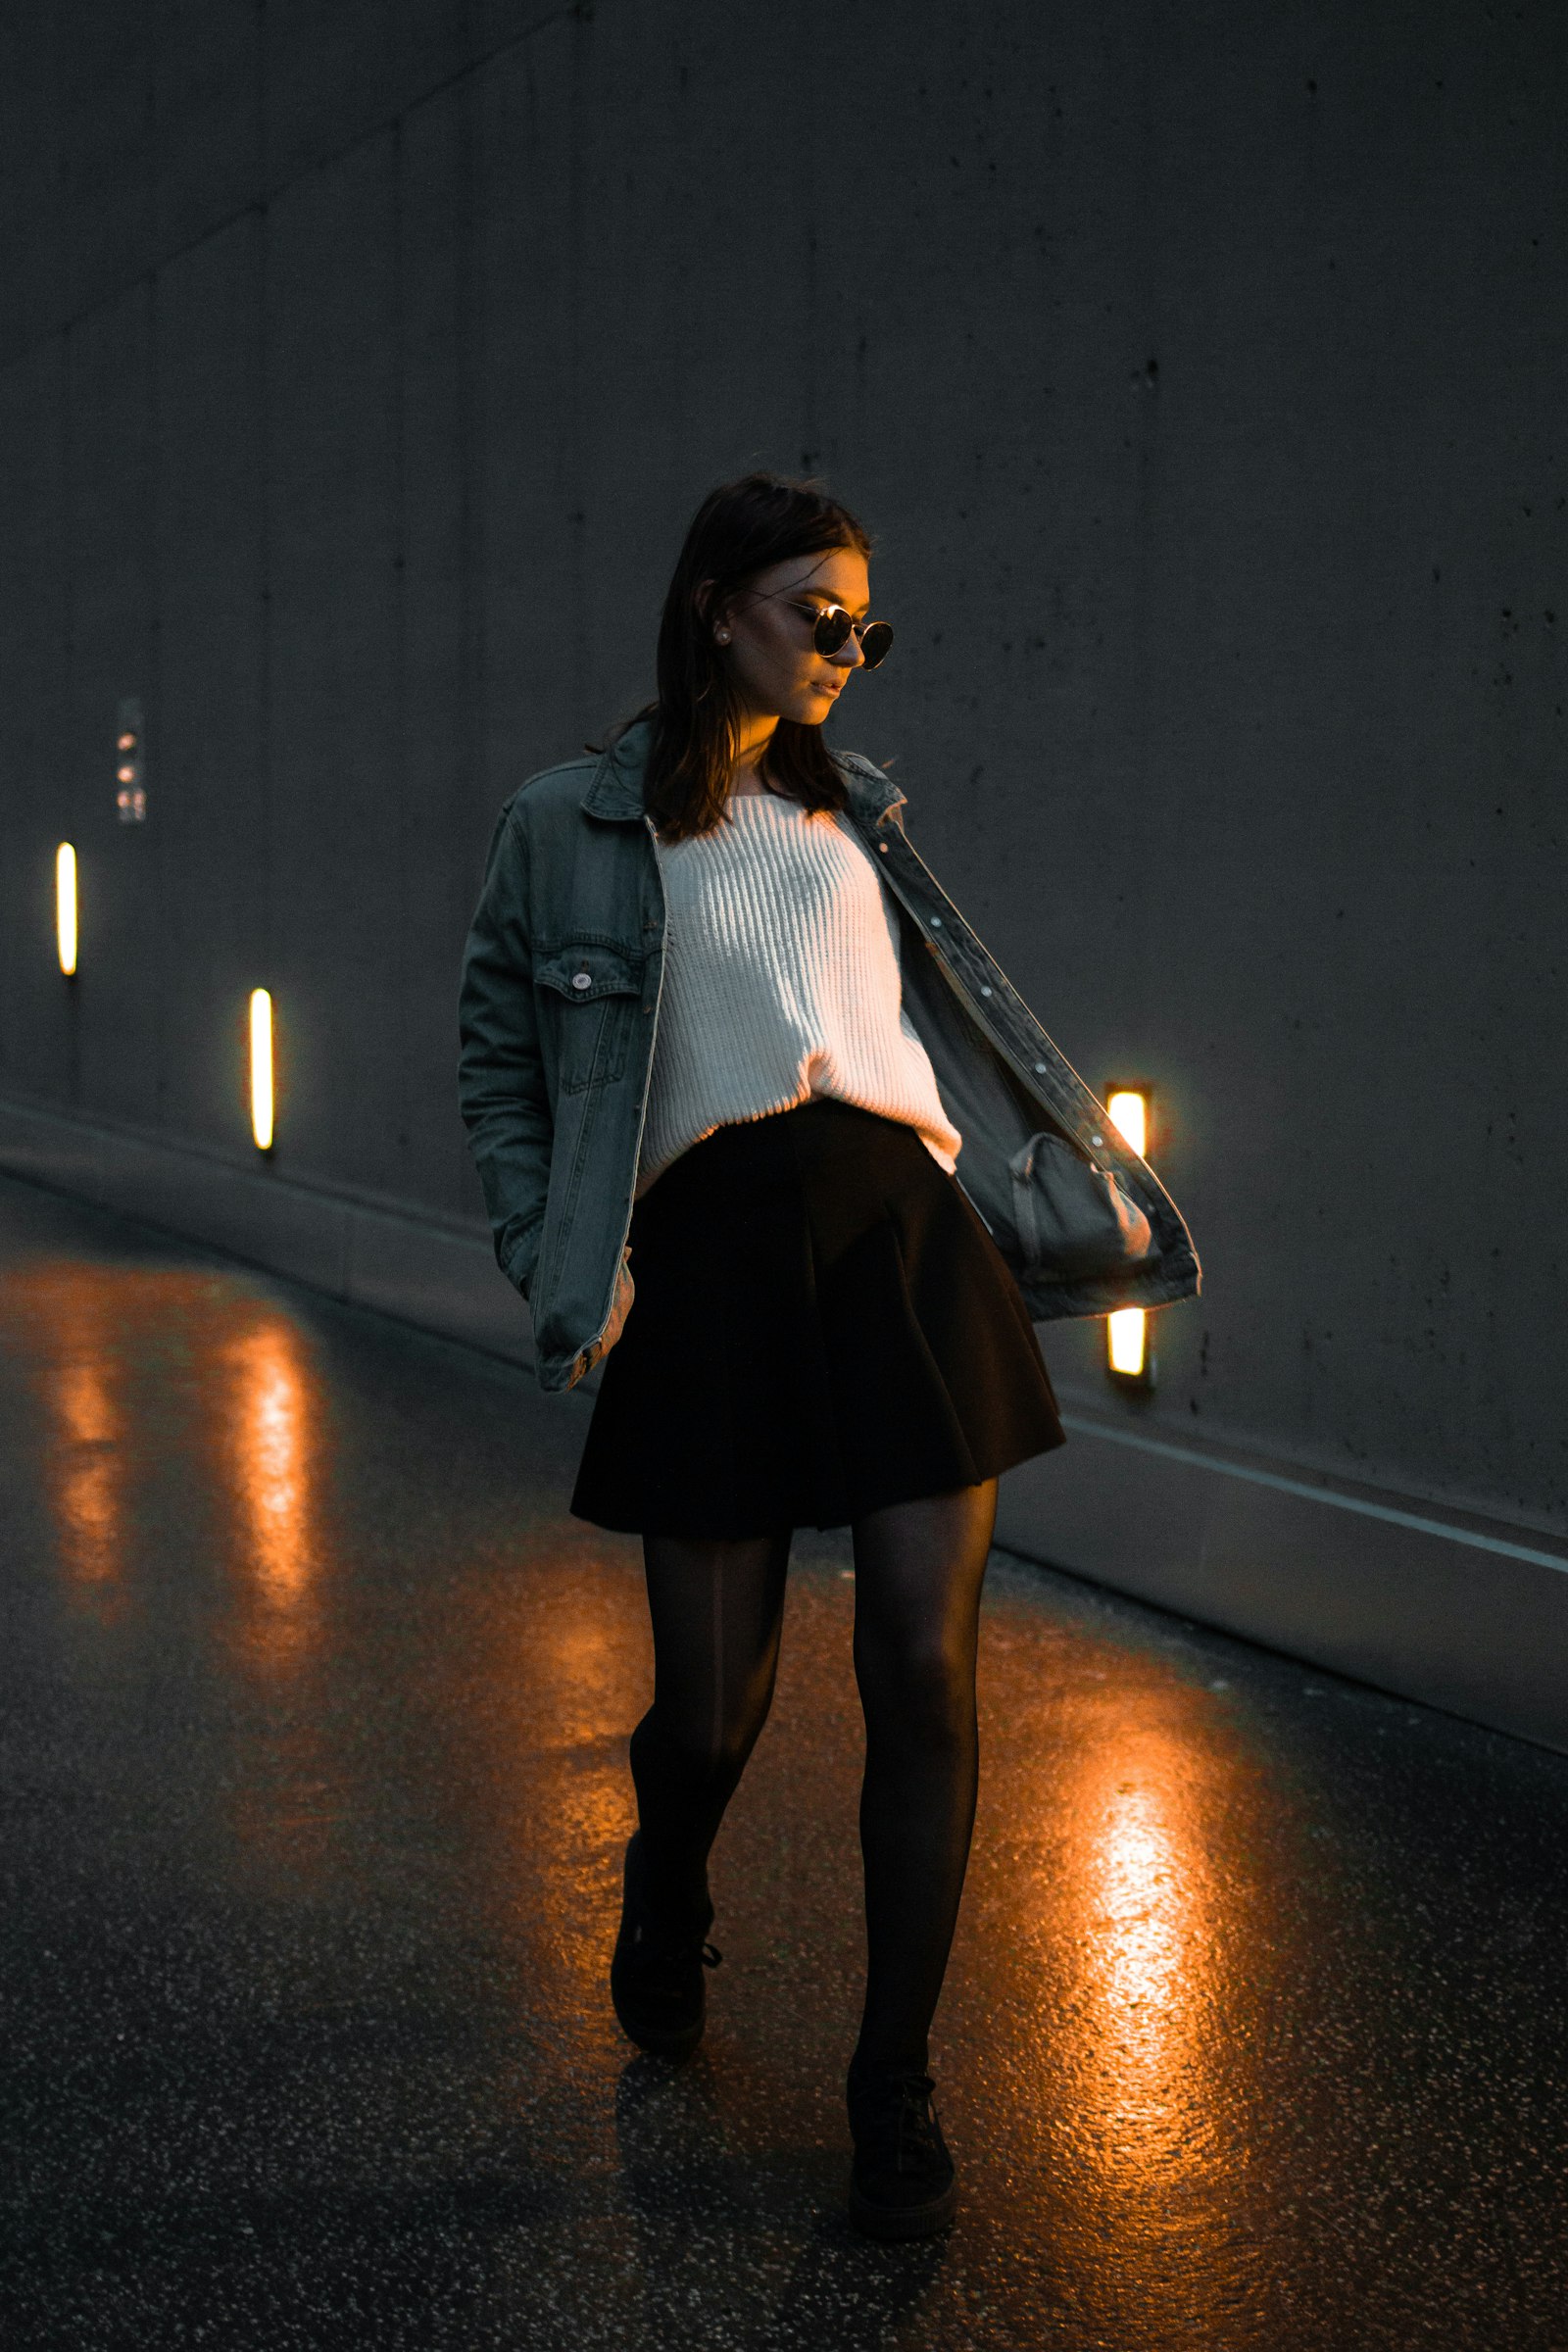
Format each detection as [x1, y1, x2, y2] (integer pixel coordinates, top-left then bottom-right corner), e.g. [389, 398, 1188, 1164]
[580, 716, 907, 828]
[579, 726, 649, 822]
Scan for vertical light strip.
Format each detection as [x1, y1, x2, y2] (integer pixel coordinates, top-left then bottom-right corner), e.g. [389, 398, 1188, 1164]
[249, 989, 274, 1152]
[1105, 1087, 1152, 1384]
[1106, 1088, 1147, 1161]
[56, 844, 77, 976]
[1107, 1307, 1148, 1379]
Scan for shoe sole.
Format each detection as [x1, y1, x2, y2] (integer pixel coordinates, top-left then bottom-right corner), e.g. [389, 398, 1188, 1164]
[848, 2176, 958, 2241]
[610, 1981, 706, 2061]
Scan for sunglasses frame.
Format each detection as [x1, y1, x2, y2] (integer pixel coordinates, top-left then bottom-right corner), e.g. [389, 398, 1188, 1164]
[795, 600, 894, 670]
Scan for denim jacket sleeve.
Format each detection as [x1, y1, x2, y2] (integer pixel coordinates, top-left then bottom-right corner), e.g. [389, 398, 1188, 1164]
[457, 801, 553, 1299]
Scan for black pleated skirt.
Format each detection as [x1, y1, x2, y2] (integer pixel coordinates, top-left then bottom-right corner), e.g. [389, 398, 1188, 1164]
[569, 1098, 1065, 1538]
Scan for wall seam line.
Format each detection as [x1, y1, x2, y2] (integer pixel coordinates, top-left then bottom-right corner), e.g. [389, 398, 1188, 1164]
[1057, 1412, 1568, 1575]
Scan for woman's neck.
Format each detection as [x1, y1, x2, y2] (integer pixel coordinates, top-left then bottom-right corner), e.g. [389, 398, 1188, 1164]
[729, 709, 779, 800]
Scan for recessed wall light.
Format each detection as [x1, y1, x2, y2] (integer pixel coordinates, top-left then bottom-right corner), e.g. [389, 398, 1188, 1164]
[1104, 1083, 1153, 1389]
[250, 990, 274, 1152]
[1107, 1306, 1148, 1379]
[56, 844, 77, 976]
[1105, 1087, 1148, 1161]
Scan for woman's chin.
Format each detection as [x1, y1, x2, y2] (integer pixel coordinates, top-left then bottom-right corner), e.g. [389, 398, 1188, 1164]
[785, 694, 837, 728]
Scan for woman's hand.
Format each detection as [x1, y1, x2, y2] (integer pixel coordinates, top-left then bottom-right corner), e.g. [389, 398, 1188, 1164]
[598, 1250, 635, 1359]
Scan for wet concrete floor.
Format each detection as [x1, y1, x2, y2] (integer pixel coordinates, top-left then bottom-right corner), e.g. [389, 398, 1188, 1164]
[3, 1171, 1567, 2351]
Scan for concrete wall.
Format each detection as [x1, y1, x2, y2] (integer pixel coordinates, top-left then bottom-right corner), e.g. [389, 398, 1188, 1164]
[1, 8, 1565, 1591]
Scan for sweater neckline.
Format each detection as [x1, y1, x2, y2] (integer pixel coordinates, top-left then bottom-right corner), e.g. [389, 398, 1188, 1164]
[724, 790, 841, 822]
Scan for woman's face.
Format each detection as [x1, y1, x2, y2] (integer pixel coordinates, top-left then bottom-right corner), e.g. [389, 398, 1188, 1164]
[710, 545, 871, 727]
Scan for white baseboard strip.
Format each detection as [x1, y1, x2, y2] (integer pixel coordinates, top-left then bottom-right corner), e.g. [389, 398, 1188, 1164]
[1055, 1413, 1568, 1579]
[997, 1411, 1568, 1755]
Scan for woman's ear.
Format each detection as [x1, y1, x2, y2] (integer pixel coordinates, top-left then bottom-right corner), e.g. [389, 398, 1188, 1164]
[697, 577, 731, 646]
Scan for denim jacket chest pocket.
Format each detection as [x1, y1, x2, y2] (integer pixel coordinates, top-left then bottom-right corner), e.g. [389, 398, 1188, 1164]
[535, 938, 645, 1096]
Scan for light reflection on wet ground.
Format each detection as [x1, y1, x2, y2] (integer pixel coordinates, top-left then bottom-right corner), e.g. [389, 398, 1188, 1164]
[2, 1173, 1566, 2350]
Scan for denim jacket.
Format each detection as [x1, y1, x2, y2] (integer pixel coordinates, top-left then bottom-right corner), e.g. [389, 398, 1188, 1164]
[459, 719, 1200, 1391]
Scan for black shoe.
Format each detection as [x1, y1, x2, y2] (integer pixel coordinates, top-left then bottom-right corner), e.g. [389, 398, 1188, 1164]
[847, 2063, 958, 2241]
[610, 1832, 721, 2061]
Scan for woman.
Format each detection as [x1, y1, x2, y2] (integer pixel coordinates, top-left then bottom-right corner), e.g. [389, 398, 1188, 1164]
[459, 473, 1199, 2241]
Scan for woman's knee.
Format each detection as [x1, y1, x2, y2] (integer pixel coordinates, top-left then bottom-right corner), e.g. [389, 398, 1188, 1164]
[711, 1681, 776, 1785]
[634, 1682, 774, 1791]
[857, 1634, 974, 1752]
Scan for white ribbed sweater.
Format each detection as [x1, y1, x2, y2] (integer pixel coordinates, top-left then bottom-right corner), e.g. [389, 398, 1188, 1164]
[638, 793, 962, 1191]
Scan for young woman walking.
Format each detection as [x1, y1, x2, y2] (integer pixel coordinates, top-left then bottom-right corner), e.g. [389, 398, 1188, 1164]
[459, 473, 1199, 2239]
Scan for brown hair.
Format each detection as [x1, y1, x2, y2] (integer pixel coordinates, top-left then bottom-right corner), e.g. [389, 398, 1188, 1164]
[624, 471, 874, 842]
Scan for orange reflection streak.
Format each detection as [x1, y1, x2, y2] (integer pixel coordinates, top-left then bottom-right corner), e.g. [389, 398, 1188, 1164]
[52, 1343, 121, 1587]
[1013, 1666, 1290, 2336]
[521, 1602, 639, 1862]
[223, 1314, 318, 1648]
[529, 1611, 624, 1747]
[458, 1563, 644, 2044]
[3, 1265, 126, 1592]
[1072, 1722, 1219, 2157]
[209, 1307, 341, 1895]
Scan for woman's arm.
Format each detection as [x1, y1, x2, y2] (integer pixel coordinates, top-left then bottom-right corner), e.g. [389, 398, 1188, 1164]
[458, 803, 555, 1299]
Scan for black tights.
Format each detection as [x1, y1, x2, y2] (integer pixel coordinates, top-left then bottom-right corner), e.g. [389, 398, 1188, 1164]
[627, 1483, 997, 2077]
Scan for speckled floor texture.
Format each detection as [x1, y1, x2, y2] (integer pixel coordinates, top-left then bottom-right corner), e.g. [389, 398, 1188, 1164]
[3, 1172, 1567, 2352]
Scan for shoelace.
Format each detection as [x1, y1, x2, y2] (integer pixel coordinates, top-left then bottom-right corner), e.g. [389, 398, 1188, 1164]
[633, 1924, 723, 1999]
[889, 2075, 942, 2175]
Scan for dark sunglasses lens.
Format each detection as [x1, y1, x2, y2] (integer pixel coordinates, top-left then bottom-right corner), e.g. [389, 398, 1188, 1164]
[858, 621, 893, 671]
[813, 608, 855, 656]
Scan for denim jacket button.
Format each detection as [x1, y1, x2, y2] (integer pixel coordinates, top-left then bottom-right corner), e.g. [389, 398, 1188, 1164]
[930, 916, 942, 928]
[878, 842, 889, 853]
[1034, 1061, 1048, 1073]
[571, 972, 592, 991]
[980, 985, 993, 998]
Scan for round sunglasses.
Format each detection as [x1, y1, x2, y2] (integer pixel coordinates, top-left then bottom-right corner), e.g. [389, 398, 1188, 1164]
[794, 601, 894, 670]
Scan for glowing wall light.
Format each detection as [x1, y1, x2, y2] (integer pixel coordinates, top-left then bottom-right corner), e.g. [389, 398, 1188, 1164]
[249, 989, 274, 1152]
[1105, 1084, 1152, 1388]
[56, 843, 77, 976]
[1105, 1088, 1147, 1162]
[1107, 1306, 1148, 1379]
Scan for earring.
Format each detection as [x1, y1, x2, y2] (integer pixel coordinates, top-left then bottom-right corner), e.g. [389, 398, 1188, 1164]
[716, 629, 730, 644]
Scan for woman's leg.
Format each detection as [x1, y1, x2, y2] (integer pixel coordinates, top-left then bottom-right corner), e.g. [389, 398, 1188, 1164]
[849, 1481, 998, 2076]
[628, 1531, 793, 1923]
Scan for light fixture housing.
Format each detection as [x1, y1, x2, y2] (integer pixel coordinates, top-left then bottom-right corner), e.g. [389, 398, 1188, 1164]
[249, 989, 274, 1152]
[1104, 1082, 1154, 1390]
[56, 843, 77, 977]
[116, 696, 147, 823]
